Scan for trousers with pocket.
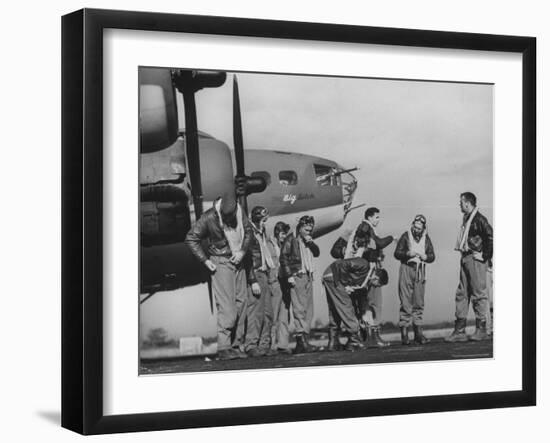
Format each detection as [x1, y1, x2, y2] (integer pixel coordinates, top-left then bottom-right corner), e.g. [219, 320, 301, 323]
[398, 263, 426, 326]
[290, 273, 314, 334]
[242, 270, 270, 351]
[323, 271, 360, 335]
[211, 256, 248, 351]
[455, 254, 489, 321]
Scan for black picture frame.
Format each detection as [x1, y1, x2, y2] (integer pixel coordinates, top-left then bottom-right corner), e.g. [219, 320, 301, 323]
[61, 8, 536, 435]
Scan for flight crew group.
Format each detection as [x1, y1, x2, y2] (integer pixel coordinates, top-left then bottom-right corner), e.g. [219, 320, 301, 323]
[185, 191, 493, 360]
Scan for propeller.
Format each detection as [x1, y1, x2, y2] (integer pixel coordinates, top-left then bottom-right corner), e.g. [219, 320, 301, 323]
[174, 69, 227, 219]
[173, 70, 227, 315]
[232, 75, 267, 214]
[233, 76, 248, 213]
[174, 72, 266, 315]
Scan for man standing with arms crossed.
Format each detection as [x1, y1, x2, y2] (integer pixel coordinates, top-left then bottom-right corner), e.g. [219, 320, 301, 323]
[185, 192, 257, 360]
[445, 192, 493, 342]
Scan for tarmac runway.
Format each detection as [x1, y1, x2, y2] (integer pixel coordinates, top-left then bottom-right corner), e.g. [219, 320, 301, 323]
[140, 337, 493, 375]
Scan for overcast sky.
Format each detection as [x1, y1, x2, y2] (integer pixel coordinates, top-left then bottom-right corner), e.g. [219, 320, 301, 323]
[141, 71, 493, 340]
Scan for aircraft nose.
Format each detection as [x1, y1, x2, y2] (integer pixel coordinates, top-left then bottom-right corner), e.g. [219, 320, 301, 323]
[339, 166, 358, 215]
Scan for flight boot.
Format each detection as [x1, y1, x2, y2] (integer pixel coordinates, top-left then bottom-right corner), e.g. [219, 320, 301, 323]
[359, 320, 368, 342]
[444, 319, 469, 343]
[303, 334, 319, 352]
[469, 319, 489, 341]
[276, 347, 292, 355]
[293, 334, 308, 354]
[326, 327, 343, 352]
[344, 333, 366, 352]
[216, 348, 239, 361]
[264, 348, 279, 357]
[246, 347, 266, 358]
[367, 326, 390, 348]
[231, 347, 248, 359]
[413, 324, 430, 345]
[400, 326, 410, 345]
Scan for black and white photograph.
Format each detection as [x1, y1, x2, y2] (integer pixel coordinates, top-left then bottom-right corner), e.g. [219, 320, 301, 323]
[138, 67, 494, 374]
[2, 0, 547, 439]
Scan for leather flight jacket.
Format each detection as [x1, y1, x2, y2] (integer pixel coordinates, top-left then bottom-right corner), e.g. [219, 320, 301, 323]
[185, 207, 254, 263]
[328, 257, 370, 287]
[330, 223, 393, 263]
[279, 233, 320, 279]
[356, 221, 394, 262]
[394, 231, 436, 265]
[249, 228, 278, 271]
[330, 237, 348, 260]
[462, 211, 493, 262]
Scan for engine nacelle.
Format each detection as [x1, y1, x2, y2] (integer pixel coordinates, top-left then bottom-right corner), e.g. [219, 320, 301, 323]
[139, 68, 179, 153]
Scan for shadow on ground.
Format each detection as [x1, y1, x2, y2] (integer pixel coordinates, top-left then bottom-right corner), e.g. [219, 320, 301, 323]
[36, 410, 61, 426]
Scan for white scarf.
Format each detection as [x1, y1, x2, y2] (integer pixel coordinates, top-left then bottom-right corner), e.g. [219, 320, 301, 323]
[455, 207, 478, 252]
[359, 264, 376, 288]
[407, 229, 427, 262]
[407, 229, 427, 282]
[214, 199, 244, 255]
[344, 219, 374, 259]
[253, 225, 275, 270]
[271, 237, 281, 260]
[344, 225, 365, 259]
[299, 236, 314, 273]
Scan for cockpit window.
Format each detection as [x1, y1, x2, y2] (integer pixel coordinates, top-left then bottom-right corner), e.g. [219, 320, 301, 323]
[314, 164, 339, 186]
[251, 171, 271, 187]
[279, 170, 298, 186]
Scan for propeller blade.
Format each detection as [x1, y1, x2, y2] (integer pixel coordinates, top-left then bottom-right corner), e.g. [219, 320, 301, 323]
[177, 71, 204, 219]
[174, 69, 227, 219]
[233, 75, 248, 213]
[233, 75, 245, 177]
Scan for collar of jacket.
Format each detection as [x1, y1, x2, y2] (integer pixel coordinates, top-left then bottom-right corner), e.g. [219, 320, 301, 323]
[252, 222, 265, 235]
[410, 227, 425, 242]
[462, 207, 478, 225]
[365, 219, 377, 235]
[214, 198, 243, 227]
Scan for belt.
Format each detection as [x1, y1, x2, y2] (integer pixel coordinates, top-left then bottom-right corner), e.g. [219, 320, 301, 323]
[295, 270, 312, 277]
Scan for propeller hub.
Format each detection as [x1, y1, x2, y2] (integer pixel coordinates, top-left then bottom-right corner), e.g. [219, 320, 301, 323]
[235, 175, 267, 197]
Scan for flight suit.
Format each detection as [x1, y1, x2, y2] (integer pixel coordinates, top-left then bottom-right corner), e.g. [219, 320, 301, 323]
[353, 221, 393, 327]
[185, 201, 254, 352]
[210, 255, 249, 351]
[279, 233, 320, 336]
[394, 230, 436, 327]
[322, 258, 371, 336]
